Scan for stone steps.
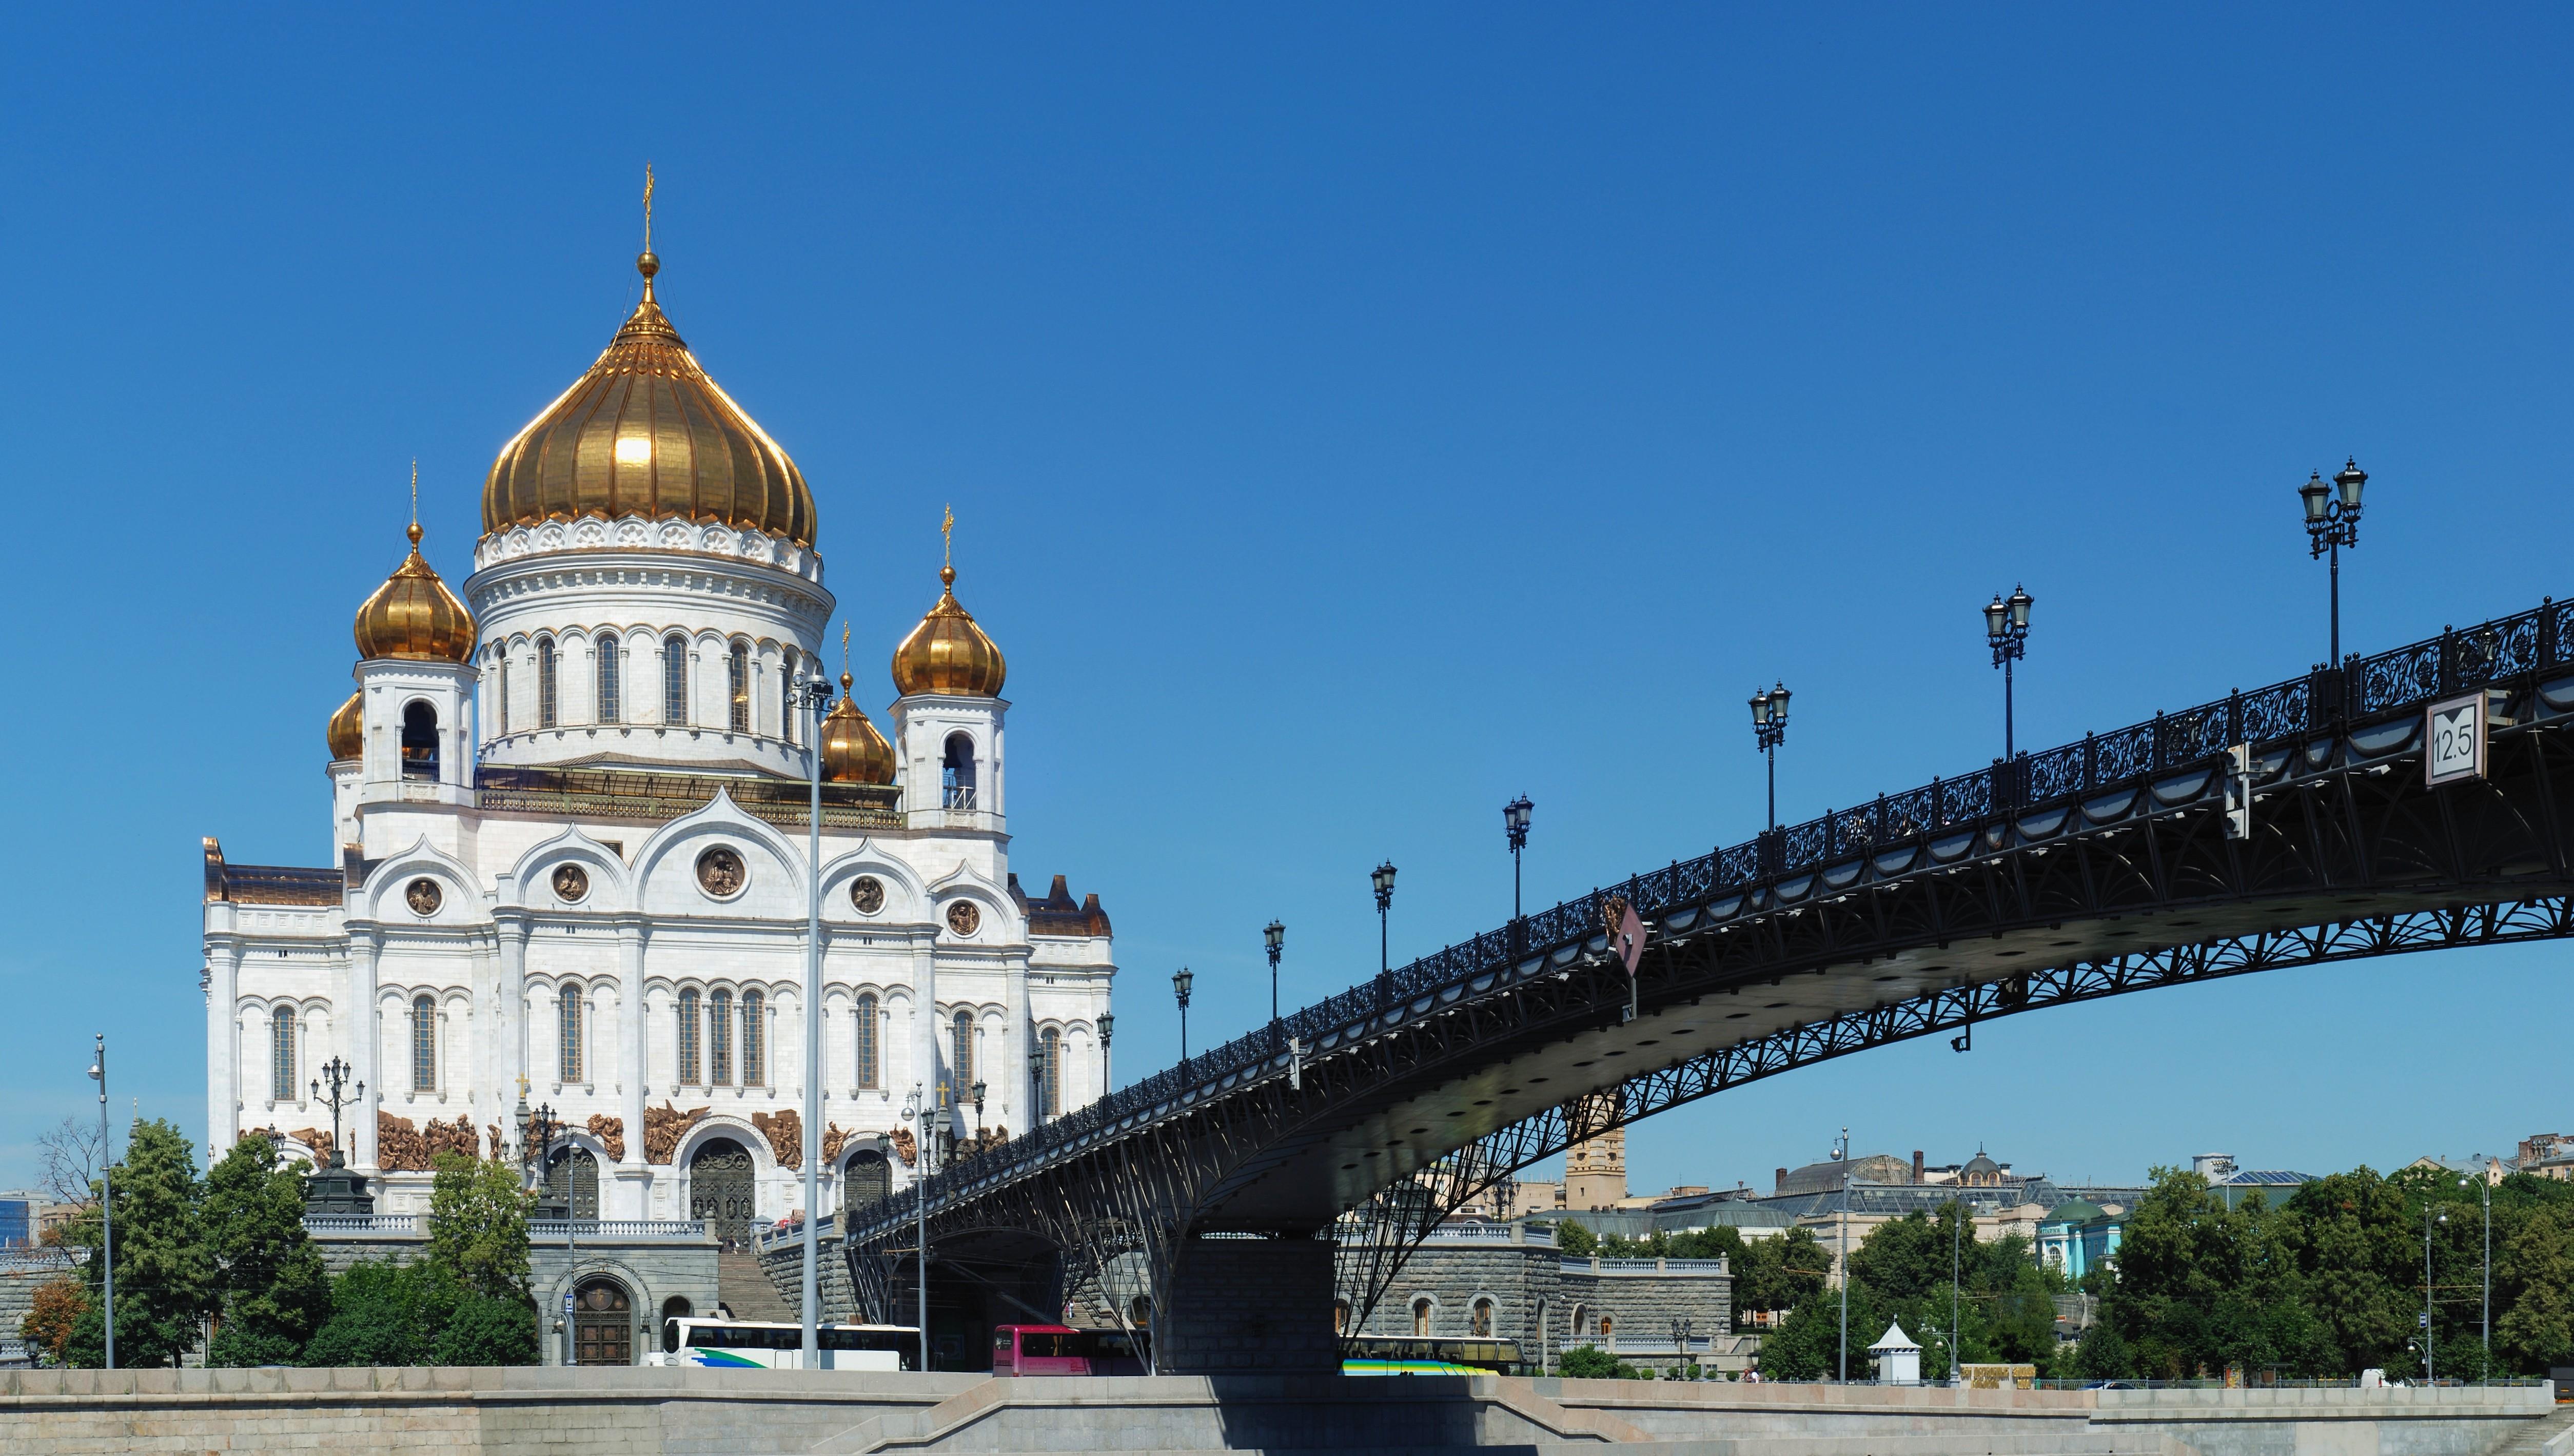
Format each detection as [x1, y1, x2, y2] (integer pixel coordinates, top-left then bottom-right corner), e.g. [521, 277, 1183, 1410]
[719, 1247, 798, 1324]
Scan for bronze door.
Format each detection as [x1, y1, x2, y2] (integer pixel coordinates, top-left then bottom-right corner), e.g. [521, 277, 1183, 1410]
[573, 1279, 632, 1365]
[690, 1138, 758, 1248]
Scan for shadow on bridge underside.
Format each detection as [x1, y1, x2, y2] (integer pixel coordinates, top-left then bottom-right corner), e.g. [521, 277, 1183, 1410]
[844, 593, 2574, 1366]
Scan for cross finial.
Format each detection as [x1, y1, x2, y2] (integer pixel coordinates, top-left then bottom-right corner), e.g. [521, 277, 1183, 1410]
[643, 163, 656, 254]
[941, 504, 954, 569]
[407, 459, 422, 546]
[840, 621, 851, 680]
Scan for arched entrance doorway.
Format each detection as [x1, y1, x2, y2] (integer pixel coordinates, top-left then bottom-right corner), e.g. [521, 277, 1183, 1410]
[844, 1148, 890, 1210]
[571, 1277, 632, 1365]
[690, 1137, 757, 1249]
[544, 1146, 598, 1219]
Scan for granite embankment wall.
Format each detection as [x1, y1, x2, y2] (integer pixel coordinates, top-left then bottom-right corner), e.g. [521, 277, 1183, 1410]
[0, 1367, 2549, 1455]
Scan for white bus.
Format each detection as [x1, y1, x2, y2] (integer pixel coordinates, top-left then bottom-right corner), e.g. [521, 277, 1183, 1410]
[651, 1317, 921, 1371]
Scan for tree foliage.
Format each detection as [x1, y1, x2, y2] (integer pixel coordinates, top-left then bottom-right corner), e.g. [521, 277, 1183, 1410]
[18, 1276, 88, 1365]
[57, 1119, 213, 1368]
[424, 1153, 533, 1303]
[201, 1132, 331, 1367]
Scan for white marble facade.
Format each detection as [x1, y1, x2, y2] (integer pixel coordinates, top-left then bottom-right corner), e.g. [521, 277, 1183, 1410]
[201, 254, 1115, 1227]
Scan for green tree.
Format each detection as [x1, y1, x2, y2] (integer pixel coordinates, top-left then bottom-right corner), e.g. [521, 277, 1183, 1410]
[59, 1118, 212, 1368]
[201, 1132, 330, 1366]
[302, 1260, 452, 1367]
[2093, 1168, 2325, 1380]
[2279, 1169, 2414, 1375]
[2496, 1199, 2574, 1373]
[18, 1276, 88, 1365]
[1551, 1220, 1598, 1256]
[423, 1153, 533, 1302]
[1735, 1227, 1829, 1314]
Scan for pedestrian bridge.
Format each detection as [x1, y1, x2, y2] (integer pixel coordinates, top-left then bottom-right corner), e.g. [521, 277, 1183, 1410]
[844, 591, 2574, 1372]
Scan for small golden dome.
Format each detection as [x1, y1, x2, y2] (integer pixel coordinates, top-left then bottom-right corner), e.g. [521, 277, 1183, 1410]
[892, 565, 1007, 697]
[820, 672, 896, 784]
[354, 522, 477, 662]
[327, 690, 363, 761]
[482, 252, 816, 545]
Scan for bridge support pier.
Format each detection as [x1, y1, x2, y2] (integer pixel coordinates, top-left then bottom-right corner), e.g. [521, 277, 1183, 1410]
[1160, 1236, 1339, 1373]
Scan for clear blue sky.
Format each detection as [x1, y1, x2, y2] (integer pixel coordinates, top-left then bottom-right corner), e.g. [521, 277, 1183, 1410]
[2, 7, 2565, 1196]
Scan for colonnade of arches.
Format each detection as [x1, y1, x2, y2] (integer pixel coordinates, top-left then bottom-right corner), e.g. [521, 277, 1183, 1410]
[481, 626, 820, 744]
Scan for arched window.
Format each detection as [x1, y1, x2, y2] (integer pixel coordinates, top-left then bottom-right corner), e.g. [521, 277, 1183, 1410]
[271, 1007, 296, 1101]
[728, 641, 750, 732]
[951, 1009, 974, 1092]
[941, 733, 977, 810]
[853, 994, 879, 1090]
[780, 651, 799, 740]
[741, 989, 765, 1086]
[710, 989, 734, 1085]
[597, 633, 621, 723]
[1412, 1298, 1432, 1337]
[663, 634, 689, 725]
[495, 647, 510, 735]
[401, 701, 439, 780]
[412, 994, 436, 1092]
[1570, 1305, 1588, 1341]
[1471, 1297, 1495, 1337]
[678, 989, 701, 1085]
[1039, 1027, 1062, 1120]
[1333, 1300, 1351, 1336]
[1599, 1312, 1614, 1339]
[559, 982, 583, 1083]
[537, 635, 558, 729]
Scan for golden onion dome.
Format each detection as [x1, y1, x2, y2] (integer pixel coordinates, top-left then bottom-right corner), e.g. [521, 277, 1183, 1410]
[820, 672, 897, 784]
[354, 522, 477, 662]
[892, 565, 1007, 697]
[327, 690, 363, 761]
[482, 251, 816, 546]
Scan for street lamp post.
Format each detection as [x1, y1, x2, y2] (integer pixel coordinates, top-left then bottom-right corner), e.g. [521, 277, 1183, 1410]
[1264, 920, 1285, 1024]
[1837, 1127, 1850, 1383]
[903, 1084, 929, 1373]
[1748, 685, 1790, 829]
[1503, 797, 1533, 920]
[1983, 587, 2033, 761]
[1372, 862, 1398, 1005]
[2300, 459, 2368, 669]
[2461, 1173, 2490, 1380]
[796, 668, 834, 1367]
[2423, 1204, 2447, 1382]
[514, 1095, 574, 1364]
[972, 1078, 988, 1144]
[1097, 1013, 1113, 1099]
[87, 1036, 113, 1370]
[1172, 968, 1193, 1062]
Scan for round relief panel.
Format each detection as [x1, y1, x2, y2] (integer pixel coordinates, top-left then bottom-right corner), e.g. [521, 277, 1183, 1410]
[405, 878, 442, 916]
[849, 875, 885, 915]
[945, 900, 980, 937]
[696, 847, 747, 899]
[553, 864, 590, 903]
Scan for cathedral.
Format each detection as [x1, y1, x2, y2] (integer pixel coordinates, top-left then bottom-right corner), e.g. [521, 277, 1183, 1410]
[200, 241, 1117, 1242]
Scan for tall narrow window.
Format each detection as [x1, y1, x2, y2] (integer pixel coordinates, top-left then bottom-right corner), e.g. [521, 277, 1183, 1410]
[271, 1007, 296, 1101]
[597, 634, 621, 722]
[678, 989, 701, 1084]
[1412, 1298, 1432, 1337]
[942, 733, 977, 810]
[412, 994, 436, 1092]
[664, 634, 689, 725]
[951, 1010, 974, 1090]
[537, 635, 558, 729]
[496, 647, 510, 735]
[741, 989, 765, 1085]
[728, 642, 751, 732]
[710, 989, 733, 1085]
[401, 702, 440, 780]
[780, 651, 798, 740]
[853, 994, 879, 1090]
[559, 983, 583, 1083]
[1040, 1027, 1062, 1119]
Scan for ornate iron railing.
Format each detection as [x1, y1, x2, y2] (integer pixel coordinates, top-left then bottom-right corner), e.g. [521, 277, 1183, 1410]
[877, 595, 2569, 1220]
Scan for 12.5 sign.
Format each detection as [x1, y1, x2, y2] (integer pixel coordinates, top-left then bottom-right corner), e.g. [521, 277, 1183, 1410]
[2425, 692, 2487, 788]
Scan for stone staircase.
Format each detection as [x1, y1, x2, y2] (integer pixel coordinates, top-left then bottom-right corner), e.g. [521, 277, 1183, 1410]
[2479, 1401, 2574, 1456]
[719, 1247, 797, 1324]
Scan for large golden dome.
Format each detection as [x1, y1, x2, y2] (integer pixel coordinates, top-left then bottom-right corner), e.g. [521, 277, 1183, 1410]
[327, 690, 363, 761]
[892, 565, 1007, 697]
[481, 251, 817, 546]
[820, 673, 897, 784]
[355, 523, 476, 662]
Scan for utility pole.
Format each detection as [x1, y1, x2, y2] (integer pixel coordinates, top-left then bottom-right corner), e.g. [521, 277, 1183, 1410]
[1838, 1126, 1850, 1383]
[88, 1036, 113, 1370]
[798, 667, 833, 1368]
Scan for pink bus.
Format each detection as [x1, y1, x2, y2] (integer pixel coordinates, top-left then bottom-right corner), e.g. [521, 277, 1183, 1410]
[990, 1324, 1146, 1376]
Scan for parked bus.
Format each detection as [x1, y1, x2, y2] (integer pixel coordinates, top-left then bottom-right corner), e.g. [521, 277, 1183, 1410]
[990, 1324, 1148, 1376]
[1341, 1335, 1528, 1375]
[652, 1317, 920, 1371]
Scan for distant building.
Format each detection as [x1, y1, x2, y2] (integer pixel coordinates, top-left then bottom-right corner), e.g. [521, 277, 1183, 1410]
[0, 1196, 29, 1249]
[2519, 1133, 2574, 1182]
[2036, 1199, 2122, 1280]
[2210, 1168, 2317, 1211]
[1566, 1107, 1628, 1209]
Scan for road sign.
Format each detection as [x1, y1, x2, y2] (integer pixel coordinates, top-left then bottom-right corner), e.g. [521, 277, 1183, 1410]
[2426, 693, 2487, 788]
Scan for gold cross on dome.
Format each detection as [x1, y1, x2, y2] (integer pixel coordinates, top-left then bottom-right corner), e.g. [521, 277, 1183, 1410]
[840, 621, 851, 680]
[941, 504, 955, 568]
[408, 459, 418, 526]
[643, 163, 656, 253]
